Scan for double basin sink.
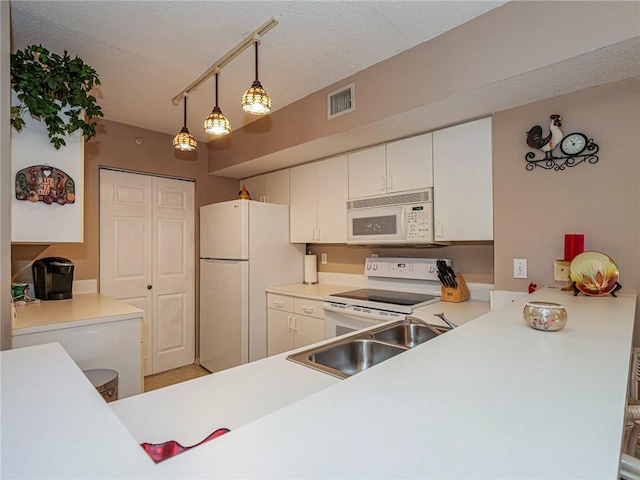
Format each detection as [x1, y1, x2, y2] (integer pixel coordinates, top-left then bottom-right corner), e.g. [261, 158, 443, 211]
[287, 318, 450, 379]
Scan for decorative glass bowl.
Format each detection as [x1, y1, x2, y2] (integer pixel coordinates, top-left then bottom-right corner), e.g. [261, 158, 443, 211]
[523, 301, 567, 331]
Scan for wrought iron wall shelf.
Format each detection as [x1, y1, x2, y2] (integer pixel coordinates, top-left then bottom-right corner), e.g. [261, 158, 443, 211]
[525, 139, 599, 171]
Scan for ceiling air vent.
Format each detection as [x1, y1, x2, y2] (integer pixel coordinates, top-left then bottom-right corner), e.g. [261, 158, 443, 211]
[327, 83, 355, 120]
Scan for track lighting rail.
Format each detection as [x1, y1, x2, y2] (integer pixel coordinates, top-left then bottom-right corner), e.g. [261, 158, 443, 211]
[171, 17, 278, 106]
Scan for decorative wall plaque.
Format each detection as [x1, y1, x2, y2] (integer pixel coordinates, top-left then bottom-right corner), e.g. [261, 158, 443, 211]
[15, 165, 76, 205]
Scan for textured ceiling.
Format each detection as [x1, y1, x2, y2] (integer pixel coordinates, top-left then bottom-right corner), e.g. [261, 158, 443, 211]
[9, 0, 507, 142]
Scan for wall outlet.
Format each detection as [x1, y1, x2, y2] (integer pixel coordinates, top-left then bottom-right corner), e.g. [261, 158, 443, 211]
[321, 253, 328, 265]
[513, 258, 527, 279]
[554, 260, 570, 282]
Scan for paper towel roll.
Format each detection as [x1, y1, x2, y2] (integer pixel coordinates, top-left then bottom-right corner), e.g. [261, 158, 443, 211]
[304, 255, 318, 284]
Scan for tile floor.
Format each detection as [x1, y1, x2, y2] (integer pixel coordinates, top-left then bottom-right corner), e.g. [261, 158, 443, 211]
[144, 363, 210, 392]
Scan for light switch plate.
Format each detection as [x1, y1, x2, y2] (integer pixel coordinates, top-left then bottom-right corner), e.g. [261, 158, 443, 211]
[513, 259, 527, 279]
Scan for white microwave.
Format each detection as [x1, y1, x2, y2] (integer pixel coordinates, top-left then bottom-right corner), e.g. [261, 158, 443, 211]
[346, 189, 442, 245]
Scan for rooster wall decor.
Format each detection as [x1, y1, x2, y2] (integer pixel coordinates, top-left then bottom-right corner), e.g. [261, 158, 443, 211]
[524, 114, 599, 172]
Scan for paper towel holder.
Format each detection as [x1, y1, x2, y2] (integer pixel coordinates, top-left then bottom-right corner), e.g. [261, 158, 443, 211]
[304, 254, 318, 285]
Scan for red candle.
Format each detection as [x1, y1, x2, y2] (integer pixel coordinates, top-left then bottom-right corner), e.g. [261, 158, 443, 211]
[564, 234, 585, 262]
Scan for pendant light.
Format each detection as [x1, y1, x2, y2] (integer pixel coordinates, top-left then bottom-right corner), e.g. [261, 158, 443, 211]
[204, 70, 231, 135]
[173, 96, 197, 151]
[241, 40, 272, 115]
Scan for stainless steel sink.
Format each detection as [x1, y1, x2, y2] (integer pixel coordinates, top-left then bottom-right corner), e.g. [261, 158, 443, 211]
[287, 318, 449, 379]
[309, 339, 405, 378]
[371, 323, 441, 348]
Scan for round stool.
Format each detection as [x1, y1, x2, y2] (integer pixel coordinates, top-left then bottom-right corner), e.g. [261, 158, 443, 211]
[83, 368, 118, 403]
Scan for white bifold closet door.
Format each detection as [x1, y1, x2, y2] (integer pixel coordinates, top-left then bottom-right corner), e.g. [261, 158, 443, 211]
[100, 168, 195, 375]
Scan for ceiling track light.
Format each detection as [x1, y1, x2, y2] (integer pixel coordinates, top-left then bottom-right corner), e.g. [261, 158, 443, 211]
[171, 18, 278, 142]
[173, 96, 197, 151]
[241, 39, 272, 115]
[204, 70, 231, 135]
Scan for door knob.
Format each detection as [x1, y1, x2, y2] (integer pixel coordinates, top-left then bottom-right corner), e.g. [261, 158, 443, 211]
[147, 285, 152, 290]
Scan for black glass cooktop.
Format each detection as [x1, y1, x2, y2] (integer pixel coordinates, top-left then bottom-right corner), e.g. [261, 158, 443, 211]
[331, 288, 438, 306]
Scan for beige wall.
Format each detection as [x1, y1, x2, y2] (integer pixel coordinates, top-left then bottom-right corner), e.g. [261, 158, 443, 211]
[307, 244, 494, 285]
[310, 77, 640, 304]
[208, 1, 640, 173]
[11, 118, 238, 282]
[493, 77, 639, 294]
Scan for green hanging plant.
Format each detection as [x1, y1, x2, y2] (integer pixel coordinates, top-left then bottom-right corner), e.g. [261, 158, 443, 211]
[10, 44, 104, 150]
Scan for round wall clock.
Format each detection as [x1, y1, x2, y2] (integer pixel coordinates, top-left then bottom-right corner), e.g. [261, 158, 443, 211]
[560, 132, 588, 156]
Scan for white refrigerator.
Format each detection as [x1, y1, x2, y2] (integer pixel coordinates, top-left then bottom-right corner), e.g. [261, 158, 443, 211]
[199, 200, 304, 373]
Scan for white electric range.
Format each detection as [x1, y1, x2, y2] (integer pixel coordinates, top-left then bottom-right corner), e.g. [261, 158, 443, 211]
[323, 257, 451, 338]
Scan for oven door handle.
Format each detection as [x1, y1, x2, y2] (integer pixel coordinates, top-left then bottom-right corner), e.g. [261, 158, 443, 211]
[323, 303, 404, 322]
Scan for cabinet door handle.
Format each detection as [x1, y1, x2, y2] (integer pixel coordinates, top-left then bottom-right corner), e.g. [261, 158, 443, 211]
[312, 228, 317, 242]
[262, 195, 269, 203]
[302, 306, 313, 314]
[380, 176, 385, 192]
[274, 301, 284, 308]
[436, 221, 444, 238]
[387, 175, 393, 190]
[287, 315, 293, 330]
[316, 229, 320, 241]
[293, 316, 298, 331]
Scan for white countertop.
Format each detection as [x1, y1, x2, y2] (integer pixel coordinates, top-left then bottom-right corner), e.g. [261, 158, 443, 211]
[1, 288, 635, 479]
[110, 350, 339, 446]
[12, 293, 144, 335]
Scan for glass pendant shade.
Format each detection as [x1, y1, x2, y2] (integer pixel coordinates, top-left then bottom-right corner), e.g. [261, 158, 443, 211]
[242, 41, 271, 115]
[204, 73, 231, 135]
[173, 96, 196, 151]
[173, 127, 197, 151]
[242, 80, 271, 115]
[204, 107, 231, 135]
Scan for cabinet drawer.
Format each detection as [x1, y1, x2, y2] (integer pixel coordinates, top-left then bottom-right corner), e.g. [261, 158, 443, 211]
[267, 293, 293, 311]
[293, 298, 324, 319]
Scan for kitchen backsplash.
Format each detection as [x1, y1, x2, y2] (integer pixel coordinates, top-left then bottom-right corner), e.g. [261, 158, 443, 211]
[307, 243, 494, 285]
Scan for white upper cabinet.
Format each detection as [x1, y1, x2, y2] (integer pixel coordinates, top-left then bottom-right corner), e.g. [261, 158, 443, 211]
[240, 169, 290, 205]
[348, 145, 387, 198]
[348, 133, 433, 199]
[240, 176, 265, 202]
[263, 170, 290, 205]
[386, 133, 433, 193]
[315, 155, 348, 243]
[432, 117, 493, 241]
[290, 162, 317, 243]
[290, 155, 348, 244]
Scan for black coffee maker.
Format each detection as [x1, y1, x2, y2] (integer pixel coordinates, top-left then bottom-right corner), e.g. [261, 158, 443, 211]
[32, 257, 74, 300]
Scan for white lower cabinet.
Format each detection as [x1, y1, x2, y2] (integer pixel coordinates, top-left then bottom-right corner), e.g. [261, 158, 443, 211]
[12, 316, 143, 399]
[267, 293, 325, 356]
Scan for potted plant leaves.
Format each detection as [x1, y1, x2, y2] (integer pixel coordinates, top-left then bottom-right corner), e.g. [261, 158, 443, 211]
[10, 44, 104, 149]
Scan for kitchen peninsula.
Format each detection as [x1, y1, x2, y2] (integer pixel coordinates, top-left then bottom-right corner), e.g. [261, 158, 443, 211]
[11, 293, 144, 398]
[1, 288, 635, 478]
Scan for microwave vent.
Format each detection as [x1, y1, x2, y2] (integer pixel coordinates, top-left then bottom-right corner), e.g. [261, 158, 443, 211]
[328, 83, 355, 119]
[347, 190, 432, 210]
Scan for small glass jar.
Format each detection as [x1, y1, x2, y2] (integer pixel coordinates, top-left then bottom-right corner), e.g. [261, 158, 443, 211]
[523, 301, 568, 331]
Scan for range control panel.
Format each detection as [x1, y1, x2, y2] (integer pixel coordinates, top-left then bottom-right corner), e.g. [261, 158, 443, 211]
[364, 257, 451, 281]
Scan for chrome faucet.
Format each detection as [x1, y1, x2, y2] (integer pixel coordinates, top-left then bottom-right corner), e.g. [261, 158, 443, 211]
[405, 313, 457, 332]
[432, 312, 458, 329]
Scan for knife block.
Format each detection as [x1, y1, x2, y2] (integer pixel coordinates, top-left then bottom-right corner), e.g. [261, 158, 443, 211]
[441, 273, 470, 303]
